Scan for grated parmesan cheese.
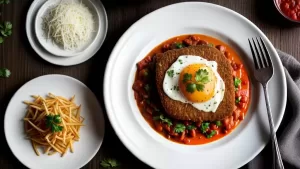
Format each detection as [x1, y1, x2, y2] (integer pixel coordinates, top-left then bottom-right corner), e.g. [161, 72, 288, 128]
[43, 1, 94, 50]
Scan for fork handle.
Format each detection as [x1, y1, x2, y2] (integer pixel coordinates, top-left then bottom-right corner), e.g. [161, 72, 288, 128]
[263, 84, 285, 169]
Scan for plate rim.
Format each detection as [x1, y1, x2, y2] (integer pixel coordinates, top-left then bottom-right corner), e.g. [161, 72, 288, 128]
[26, 0, 108, 66]
[4, 74, 105, 169]
[103, 2, 287, 169]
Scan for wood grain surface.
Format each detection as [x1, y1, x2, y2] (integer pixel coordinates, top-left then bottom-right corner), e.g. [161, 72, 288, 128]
[0, 0, 298, 168]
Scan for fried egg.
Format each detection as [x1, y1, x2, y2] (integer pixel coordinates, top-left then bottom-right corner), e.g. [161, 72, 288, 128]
[163, 55, 225, 112]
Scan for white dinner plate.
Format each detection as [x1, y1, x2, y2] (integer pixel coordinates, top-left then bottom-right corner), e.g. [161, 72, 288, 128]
[26, 0, 108, 66]
[104, 2, 287, 169]
[4, 75, 105, 169]
[35, 0, 100, 57]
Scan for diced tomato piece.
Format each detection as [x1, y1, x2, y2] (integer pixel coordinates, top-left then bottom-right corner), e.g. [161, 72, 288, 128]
[238, 102, 247, 109]
[233, 109, 241, 121]
[132, 80, 143, 91]
[183, 138, 191, 144]
[210, 123, 218, 130]
[190, 129, 196, 137]
[183, 39, 193, 46]
[235, 89, 248, 97]
[240, 96, 248, 103]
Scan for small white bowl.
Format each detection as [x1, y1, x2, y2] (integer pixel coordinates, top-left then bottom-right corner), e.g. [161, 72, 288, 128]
[35, 0, 100, 57]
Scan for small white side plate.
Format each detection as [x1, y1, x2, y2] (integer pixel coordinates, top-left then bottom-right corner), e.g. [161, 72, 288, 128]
[35, 0, 100, 57]
[26, 0, 108, 66]
[4, 75, 105, 169]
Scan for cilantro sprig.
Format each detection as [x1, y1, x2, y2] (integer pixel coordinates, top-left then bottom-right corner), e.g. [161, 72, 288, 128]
[174, 123, 186, 133]
[183, 69, 210, 93]
[153, 114, 173, 126]
[46, 115, 63, 132]
[100, 158, 120, 168]
[206, 130, 216, 138]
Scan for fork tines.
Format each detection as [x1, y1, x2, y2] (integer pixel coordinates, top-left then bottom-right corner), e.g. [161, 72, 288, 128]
[248, 37, 272, 69]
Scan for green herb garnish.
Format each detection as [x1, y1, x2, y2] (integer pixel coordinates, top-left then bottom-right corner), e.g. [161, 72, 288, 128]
[236, 96, 241, 103]
[186, 83, 197, 93]
[187, 125, 196, 130]
[153, 114, 173, 126]
[174, 123, 186, 133]
[200, 122, 210, 134]
[167, 70, 174, 78]
[100, 158, 120, 168]
[0, 21, 13, 44]
[178, 59, 183, 64]
[195, 69, 210, 83]
[234, 77, 241, 88]
[183, 73, 192, 83]
[175, 43, 183, 49]
[206, 130, 216, 138]
[183, 69, 210, 93]
[0, 0, 10, 4]
[0, 68, 11, 78]
[215, 121, 222, 127]
[46, 115, 63, 133]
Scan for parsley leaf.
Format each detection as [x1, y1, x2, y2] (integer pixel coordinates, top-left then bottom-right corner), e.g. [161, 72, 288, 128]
[215, 121, 222, 127]
[196, 83, 205, 92]
[100, 158, 120, 168]
[167, 70, 174, 78]
[153, 114, 173, 126]
[0, 68, 11, 78]
[0, 21, 12, 44]
[174, 123, 186, 133]
[46, 115, 63, 133]
[186, 83, 196, 93]
[235, 96, 241, 103]
[187, 125, 196, 130]
[234, 77, 241, 88]
[195, 69, 210, 83]
[183, 73, 192, 83]
[206, 130, 216, 138]
[175, 43, 183, 49]
[200, 122, 210, 134]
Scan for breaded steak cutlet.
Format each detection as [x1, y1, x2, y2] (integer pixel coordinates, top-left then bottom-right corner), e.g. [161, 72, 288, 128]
[155, 45, 235, 122]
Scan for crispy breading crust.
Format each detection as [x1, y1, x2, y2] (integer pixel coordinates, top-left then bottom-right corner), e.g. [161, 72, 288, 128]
[155, 45, 235, 122]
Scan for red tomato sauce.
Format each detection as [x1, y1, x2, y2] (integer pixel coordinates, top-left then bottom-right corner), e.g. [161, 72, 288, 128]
[279, 0, 300, 21]
[132, 34, 251, 145]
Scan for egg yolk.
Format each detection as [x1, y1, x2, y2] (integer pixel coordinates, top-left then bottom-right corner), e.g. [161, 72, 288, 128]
[178, 64, 217, 102]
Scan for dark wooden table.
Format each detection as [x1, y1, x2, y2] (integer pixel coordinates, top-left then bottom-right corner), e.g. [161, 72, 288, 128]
[0, 0, 298, 168]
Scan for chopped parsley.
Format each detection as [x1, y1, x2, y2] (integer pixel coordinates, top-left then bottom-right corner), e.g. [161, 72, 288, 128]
[236, 96, 241, 103]
[153, 114, 173, 126]
[174, 123, 186, 133]
[167, 70, 174, 78]
[186, 83, 197, 93]
[234, 77, 242, 88]
[187, 125, 196, 130]
[215, 121, 222, 127]
[178, 59, 183, 64]
[175, 42, 183, 49]
[206, 130, 216, 138]
[200, 122, 210, 134]
[173, 85, 179, 91]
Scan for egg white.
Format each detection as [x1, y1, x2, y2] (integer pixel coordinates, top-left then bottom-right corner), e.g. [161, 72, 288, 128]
[162, 55, 225, 112]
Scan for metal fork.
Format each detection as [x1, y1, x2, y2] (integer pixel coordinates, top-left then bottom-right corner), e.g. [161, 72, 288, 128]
[248, 37, 284, 169]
